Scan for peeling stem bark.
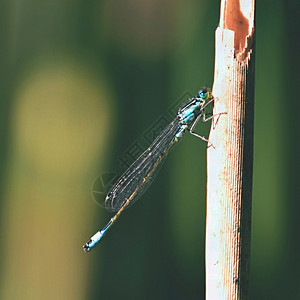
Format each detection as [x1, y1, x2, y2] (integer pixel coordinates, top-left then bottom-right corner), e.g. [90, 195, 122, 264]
[205, 0, 256, 299]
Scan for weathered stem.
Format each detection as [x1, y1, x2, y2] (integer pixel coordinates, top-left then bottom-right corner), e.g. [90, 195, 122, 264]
[205, 0, 255, 299]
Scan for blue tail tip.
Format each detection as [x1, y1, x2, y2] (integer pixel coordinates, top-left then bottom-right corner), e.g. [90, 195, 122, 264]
[83, 241, 92, 253]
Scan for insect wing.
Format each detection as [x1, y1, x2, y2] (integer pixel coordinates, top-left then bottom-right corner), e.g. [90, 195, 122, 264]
[104, 117, 181, 212]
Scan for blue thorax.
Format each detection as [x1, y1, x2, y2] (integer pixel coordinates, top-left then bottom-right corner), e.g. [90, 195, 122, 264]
[175, 98, 204, 139]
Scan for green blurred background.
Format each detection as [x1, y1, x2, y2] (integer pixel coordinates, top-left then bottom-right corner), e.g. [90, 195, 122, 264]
[0, 0, 299, 299]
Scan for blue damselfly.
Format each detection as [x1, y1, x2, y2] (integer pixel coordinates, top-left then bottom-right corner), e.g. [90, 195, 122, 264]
[83, 88, 221, 252]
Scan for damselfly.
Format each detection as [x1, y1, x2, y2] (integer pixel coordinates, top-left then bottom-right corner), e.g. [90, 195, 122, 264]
[83, 88, 220, 252]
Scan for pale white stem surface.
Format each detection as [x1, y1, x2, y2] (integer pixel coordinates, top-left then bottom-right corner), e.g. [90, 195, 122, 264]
[205, 0, 255, 299]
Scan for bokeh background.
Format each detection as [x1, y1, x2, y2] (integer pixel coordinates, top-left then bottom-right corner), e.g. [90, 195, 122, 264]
[0, 0, 299, 299]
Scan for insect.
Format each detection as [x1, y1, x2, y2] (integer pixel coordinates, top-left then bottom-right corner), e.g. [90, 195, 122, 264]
[83, 88, 221, 252]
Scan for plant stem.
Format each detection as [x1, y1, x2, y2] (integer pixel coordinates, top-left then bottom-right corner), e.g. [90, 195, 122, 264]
[205, 0, 255, 299]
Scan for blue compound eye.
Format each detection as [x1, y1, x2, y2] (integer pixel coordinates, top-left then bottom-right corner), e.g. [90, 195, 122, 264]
[198, 89, 210, 100]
